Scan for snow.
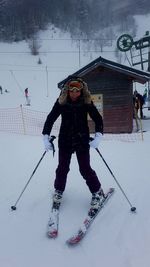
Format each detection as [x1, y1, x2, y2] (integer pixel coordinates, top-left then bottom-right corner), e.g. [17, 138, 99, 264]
[0, 14, 150, 267]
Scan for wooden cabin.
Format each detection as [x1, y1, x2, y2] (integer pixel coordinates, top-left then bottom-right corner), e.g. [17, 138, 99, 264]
[58, 56, 150, 133]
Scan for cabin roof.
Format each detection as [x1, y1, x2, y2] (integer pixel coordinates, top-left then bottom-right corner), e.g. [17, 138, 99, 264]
[58, 56, 150, 88]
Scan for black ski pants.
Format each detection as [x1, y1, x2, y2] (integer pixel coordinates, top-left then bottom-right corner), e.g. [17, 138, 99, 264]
[54, 148, 101, 193]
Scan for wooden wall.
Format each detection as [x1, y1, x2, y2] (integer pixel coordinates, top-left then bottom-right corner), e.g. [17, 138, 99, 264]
[83, 67, 133, 133]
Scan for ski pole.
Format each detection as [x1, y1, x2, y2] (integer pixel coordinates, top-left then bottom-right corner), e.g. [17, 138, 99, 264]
[11, 135, 56, 211]
[95, 148, 136, 212]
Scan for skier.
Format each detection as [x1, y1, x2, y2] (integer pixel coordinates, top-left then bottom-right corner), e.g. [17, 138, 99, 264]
[42, 76, 104, 213]
[24, 88, 28, 98]
[0, 86, 3, 94]
[24, 88, 31, 106]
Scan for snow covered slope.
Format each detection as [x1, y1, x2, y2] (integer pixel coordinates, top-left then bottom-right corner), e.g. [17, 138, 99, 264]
[1, 130, 150, 267]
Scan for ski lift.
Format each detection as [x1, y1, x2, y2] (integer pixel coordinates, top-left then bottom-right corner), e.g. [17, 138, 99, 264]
[117, 31, 150, 52]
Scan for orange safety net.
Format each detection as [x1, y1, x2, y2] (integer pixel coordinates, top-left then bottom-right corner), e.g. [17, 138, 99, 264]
[0, 106, 60, 136]
[0, 106, 143, 141]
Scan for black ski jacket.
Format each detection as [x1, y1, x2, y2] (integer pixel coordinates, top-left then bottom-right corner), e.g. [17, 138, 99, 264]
[42, 98, 103, 151]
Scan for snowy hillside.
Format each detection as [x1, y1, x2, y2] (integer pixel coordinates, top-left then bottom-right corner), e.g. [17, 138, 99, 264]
[0, 14, 150, 267]
[0, 14, 150, 111]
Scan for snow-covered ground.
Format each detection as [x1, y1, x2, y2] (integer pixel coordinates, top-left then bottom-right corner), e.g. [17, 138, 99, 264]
[1, 128, 150, 267]
[0, 14, 150, 267]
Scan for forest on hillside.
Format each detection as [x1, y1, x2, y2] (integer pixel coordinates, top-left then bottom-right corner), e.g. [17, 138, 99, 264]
[0, 0, 150, 43]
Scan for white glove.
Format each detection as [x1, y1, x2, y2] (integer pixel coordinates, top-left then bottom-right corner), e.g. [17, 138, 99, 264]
[43, 135, 53, 152]
[89, 132, 103, 149]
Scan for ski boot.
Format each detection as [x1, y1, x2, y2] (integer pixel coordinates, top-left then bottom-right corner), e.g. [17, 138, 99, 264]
[52, 190, 63, 211]
[89, 188, 105, 217]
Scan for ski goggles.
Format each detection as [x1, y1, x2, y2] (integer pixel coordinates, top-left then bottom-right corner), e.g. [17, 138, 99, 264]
[68, 80, 83, 92]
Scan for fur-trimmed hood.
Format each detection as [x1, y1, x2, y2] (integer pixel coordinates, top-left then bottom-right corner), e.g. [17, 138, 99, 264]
[58, 80, 92, 105]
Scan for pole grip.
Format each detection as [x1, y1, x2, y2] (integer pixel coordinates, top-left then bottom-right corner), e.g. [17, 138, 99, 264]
[49, 135, 56, 156]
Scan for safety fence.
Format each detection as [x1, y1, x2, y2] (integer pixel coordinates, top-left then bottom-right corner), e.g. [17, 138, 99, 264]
[0, 105, 59, 136]
[0, 106, 143, 141]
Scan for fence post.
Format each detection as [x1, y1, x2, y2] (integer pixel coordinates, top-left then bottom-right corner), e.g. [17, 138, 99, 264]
[134, 109, 144, 141]
[20, 104, 26, 135]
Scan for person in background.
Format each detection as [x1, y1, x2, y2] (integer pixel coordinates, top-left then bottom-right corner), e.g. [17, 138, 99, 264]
[24, 88, 28, 98]
[0, 86, 3, 94]
[24, 88, 31, 106]
[133, 90, 144, 119]
[143, 88, 147, 105]
[42, 76, 104, 212]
